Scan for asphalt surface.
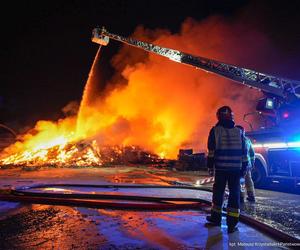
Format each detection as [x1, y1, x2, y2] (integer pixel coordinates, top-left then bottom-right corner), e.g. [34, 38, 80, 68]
[0, 203, 287, 250]
[158, 169, 300, 241]
[0, 166, 299, 249]
[242, 189, 300, 240]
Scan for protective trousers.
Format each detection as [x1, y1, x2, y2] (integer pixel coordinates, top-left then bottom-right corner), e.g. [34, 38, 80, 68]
[211, 171, 240, 228]
[245, 170, 255, 198]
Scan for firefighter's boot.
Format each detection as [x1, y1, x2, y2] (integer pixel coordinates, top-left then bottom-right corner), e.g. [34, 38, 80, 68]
[246, 196, 256, 202]
[226, 207, 240, 233]
[206, 215, 221, 226]
[228, 226, 239, 234]
[206, 206, 222, 226]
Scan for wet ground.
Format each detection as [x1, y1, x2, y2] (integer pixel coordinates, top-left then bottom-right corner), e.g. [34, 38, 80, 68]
[241, 190, 300, 240]
[0, 166, 299, 249]
[0, 204, 287, 250]
[0, 205, 106, 249]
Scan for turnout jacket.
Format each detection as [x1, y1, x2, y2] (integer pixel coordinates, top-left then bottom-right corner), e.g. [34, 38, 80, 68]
[245, 137, 255, 168]
[207, 120, 249, 172]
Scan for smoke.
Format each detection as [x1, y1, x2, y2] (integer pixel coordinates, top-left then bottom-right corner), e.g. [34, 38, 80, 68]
[79, 15, 275, 158]
[62, 101, 80, 117]
[1, 14, 276, 161]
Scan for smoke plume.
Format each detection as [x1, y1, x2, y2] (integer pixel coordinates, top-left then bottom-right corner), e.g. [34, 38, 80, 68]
[1, 14, 277, 162]
[79, 16, 273, 158]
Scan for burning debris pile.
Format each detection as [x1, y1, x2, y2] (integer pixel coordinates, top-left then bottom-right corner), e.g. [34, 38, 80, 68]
[0, 45, 163, 168]
[0, 139, 161, 168]
[0, 140, 101, 168]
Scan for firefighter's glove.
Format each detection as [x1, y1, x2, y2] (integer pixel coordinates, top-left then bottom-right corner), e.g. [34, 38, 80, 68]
[208, 168, 214, 176]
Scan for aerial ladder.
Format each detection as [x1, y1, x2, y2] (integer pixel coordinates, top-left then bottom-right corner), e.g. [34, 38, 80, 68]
[91, 27, 300, 187]
[92, 27, 300, 99]
[92, 27, 300, 130]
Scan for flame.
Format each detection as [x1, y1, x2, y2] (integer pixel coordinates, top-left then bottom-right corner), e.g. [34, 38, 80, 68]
[0, 47, 104, 167]
[0, 117, 103, 166]
[0, 17, 269, 167]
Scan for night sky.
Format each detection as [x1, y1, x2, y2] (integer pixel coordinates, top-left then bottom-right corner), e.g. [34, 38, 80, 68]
[2, 0, 300, 130]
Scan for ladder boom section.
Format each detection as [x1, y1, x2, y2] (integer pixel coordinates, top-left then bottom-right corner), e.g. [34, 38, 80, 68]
[92, 27, 300, 98]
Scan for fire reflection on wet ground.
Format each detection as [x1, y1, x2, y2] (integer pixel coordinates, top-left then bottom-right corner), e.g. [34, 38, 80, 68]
[0, 204, 284, 250]
[0, 166, 299, 249]
[0, 205, 106, 249]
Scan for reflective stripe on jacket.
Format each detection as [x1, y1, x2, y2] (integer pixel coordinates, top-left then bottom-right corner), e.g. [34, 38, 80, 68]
[213, 126, 246, 171]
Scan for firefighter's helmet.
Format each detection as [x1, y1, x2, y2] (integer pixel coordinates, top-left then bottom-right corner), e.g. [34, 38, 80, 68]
[216, 106, 234, 121]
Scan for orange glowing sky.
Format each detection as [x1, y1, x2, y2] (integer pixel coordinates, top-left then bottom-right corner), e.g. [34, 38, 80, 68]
[75, 16, 264, 158]
[1, 16, 270, 164]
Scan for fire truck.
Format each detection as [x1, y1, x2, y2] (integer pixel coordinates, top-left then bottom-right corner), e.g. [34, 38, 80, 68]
[92, 27, 300, 188]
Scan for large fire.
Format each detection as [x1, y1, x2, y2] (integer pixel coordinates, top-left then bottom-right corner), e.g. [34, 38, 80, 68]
[0, 17, 268, 167]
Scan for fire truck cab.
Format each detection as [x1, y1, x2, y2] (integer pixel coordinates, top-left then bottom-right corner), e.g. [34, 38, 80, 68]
[247, 129, 300, 188]
[246, 98, 300, 188]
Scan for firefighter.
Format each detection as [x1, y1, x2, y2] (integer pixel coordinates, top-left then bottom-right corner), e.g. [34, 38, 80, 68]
[206, 106, 248, 233]
[236, 125, 256, 202]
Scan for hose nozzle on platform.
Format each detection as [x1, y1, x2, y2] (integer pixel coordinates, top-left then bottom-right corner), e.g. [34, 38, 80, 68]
[92, 26, 109, 46]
